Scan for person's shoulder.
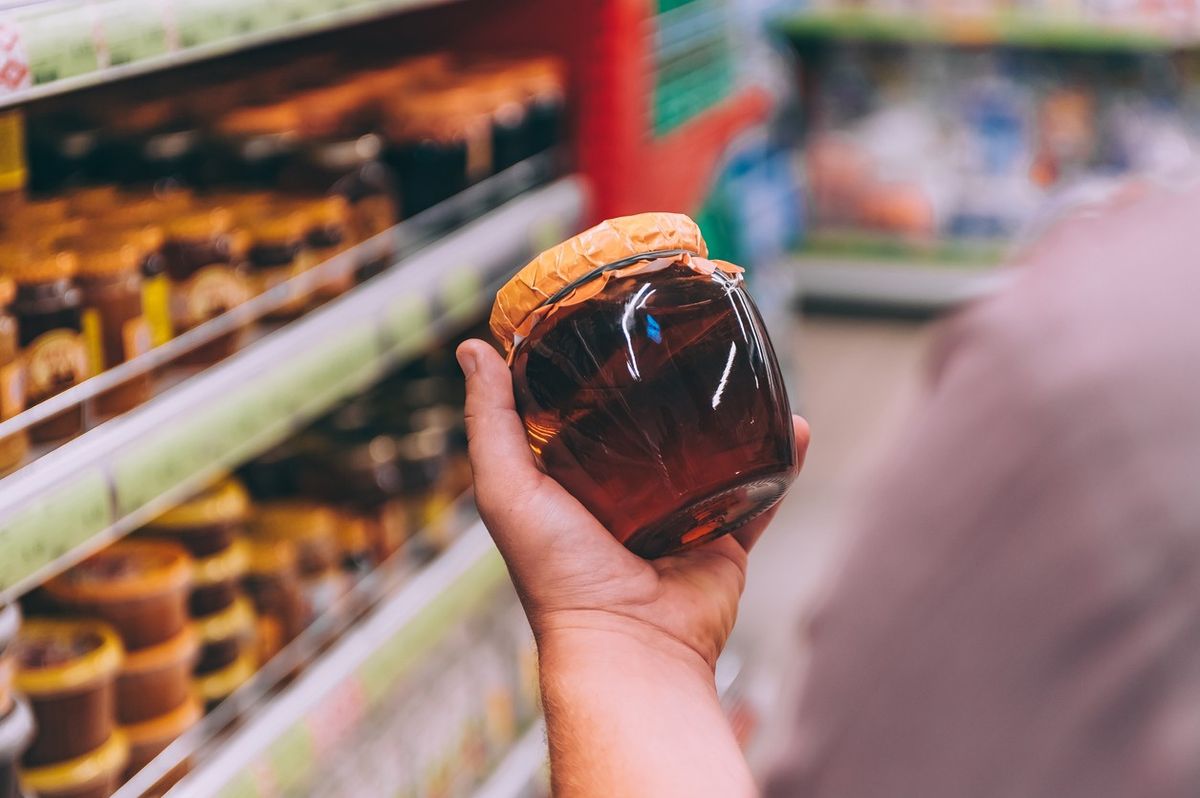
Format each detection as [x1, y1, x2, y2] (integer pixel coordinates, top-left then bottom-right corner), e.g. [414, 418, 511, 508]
[927, 182, 1200, 425]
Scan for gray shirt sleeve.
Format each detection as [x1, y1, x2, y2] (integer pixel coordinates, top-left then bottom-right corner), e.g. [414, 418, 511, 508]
[764, 184, 1200, 798]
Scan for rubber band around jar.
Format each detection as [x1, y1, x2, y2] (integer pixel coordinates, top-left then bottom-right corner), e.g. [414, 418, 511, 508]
[510, 248, 742, 363]
[532, 248, 698, 312]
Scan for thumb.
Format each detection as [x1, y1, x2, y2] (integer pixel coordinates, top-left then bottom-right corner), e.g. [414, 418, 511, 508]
[456, 339, 546, 527]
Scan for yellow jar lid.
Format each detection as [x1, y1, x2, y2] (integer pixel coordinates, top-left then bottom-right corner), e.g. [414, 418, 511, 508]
[14, 620, 124, 696]
[147, 479, 250, 529]
[490, 213, 744, 360]
[249, 500, 338, 543]
[193, 595, 255, 644]
[192, 538, 249, 586]
[21, 730, 129, 792]
[121, 625, 197, 676]
[194, 650, 257, 702]
[120, 694, 202, 745]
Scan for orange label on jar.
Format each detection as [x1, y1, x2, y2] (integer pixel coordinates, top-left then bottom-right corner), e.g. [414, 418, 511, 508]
[0, 361, 25, 420]
[143, 273, 173, 347]
[174, 265, 251, 329]
[26, 329, 89, 403]
[123, 317, 152, 361]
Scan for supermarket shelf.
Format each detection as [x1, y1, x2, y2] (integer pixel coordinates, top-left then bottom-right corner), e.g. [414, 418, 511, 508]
[0, 174, 586, 601]
[790, 255, 1012, 313]
[472, 719, 547, 798]
[0, 0, 462, 108]
[164, 521, 511, 798]
[775, 10, 1194, 52]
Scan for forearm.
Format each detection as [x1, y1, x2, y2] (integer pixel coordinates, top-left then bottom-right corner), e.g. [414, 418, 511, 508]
[537, 624, 756, 798]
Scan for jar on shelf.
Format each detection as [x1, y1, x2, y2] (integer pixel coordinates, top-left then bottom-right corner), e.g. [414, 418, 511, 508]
[397, 428, 452, 551]
[115, 624, 197, 726]
[192, 595, 256, 677]
[245, 210, 310, 319]
[243, 538, 306, 645]
[13, 619, 123, 767]
[142, 478, 250, 558]
[77, 236, 154, 417]
[512, 56, 567, 159]
[301, 195, 353, 303]
[20, 731, 129, 798]
[212, 103, 302, 190]
[283, 87, 399, 279]
[382, 86, 492, 218]
[9, 248, 90, 443]
[299, 434, 409, 565]
[0, 277, 27, 473]
[43, 540, 193, 651]
[189, 538, 249, 617]
[121, 695, 201, 783]
[248, 501, 348, 625]
[492, 213, 800, 559]
[162, 208, 252, 365]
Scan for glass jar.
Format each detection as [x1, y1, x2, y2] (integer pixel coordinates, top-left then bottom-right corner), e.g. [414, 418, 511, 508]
[212, 103, 302, 190]
[77, 237, 153, 416]
[282, 87, 399, 279]
[162, 208, 251, 365]
[10, 250, 90, 443]
[245, 211, 309, 319]
[0, 277, 27, 473]
[493, 213, 799, 559]
[302, 196, 353, 303]
[383, 86, 493, 218]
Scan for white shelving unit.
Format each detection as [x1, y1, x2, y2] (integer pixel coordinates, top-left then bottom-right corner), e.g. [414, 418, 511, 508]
[0, 175, 586, 601]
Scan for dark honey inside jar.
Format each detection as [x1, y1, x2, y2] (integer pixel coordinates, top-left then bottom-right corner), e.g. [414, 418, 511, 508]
[495, 213, 799, 559]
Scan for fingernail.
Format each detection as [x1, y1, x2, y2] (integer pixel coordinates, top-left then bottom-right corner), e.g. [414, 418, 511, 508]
[456, 347, 478, 378]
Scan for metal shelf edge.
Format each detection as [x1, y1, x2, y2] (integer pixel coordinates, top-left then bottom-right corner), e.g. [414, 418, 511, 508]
[0, 0, 463, 108]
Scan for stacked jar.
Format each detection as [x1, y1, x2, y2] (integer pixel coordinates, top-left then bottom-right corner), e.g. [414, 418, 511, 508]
[40, 539, 200, 783]
[13, 619, 127, 798]
[141, 479, 266, 708]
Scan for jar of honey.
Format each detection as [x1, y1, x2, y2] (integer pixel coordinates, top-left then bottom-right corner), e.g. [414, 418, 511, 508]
[10, 249, 90, 443]
[213, 103, 302, 190]
[383, 86, 492, 217]
[302, 196, 353, 302]
[245, 210, 309, 318]
[162, 208, 251, 365]
[77, 236, 153, 416]
[492, 213, 799, 558]
[0, 277, 27, 473]
[283, 87, 399, 278]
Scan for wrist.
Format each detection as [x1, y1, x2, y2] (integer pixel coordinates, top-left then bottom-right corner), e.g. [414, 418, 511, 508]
[535, 609, 720, 687]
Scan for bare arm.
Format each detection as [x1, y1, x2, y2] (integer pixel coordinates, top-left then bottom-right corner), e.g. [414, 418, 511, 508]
[456, 339, 808, 797]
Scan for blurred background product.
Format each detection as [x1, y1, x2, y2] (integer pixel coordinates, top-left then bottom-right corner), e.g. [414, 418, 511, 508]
[0, 0, 1190, 796]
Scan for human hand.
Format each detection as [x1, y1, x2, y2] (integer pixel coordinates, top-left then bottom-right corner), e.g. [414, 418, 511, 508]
[457, 338, 810, 676]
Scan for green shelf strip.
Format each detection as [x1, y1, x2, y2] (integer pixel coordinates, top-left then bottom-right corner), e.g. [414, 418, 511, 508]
[0, 0, 454, 105]
[776, 10, 1186, 53]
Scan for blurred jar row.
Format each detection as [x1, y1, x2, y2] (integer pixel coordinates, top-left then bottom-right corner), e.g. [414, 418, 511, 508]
[0, 353, 470, 798]
[0, 51, 564, 475]
[29, 51, 566, 221]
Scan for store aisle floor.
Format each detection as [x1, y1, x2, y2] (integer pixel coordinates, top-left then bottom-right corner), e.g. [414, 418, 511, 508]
[730, 312, 938, 770]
